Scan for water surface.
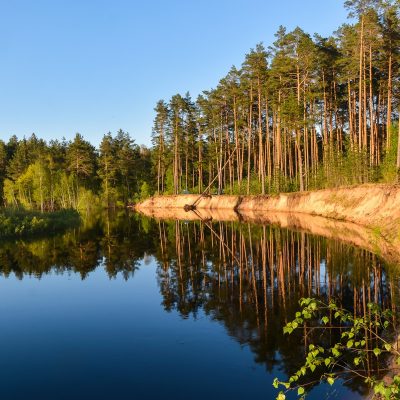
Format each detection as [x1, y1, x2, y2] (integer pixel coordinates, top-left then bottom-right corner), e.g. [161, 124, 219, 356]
[0, 212, 398, 399]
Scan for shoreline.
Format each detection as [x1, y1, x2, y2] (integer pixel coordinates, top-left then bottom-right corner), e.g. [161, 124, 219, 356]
[136, 184, 400, 263]
[137, 207, 400, 267]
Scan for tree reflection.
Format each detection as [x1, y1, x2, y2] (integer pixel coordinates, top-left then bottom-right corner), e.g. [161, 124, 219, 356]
[154, 220, 400, 396]
[0, 212, 155, 280]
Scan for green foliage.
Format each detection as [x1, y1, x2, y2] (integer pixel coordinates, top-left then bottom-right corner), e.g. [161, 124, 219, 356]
[274, 298, 400, 399]
[66, 133, 97, 182]
[1, 132, 154, 211]
[76, 187, 101, 214]
[380, 125, 399, 184]
[0, 208, 80, 238]
[139, 181, 151, 200]
[164, 167, 175, 195]
[231, 174, 262, 195]
[309, 147, 376, 190]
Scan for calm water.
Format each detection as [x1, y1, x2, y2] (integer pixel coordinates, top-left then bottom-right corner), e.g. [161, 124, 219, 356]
[0, 212, 398, 400]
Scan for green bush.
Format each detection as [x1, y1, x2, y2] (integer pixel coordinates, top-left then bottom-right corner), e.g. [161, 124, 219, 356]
[274, 298, 400, 399]
[0, 209, 81, 239]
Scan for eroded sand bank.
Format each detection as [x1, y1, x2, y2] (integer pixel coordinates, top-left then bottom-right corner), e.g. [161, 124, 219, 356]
[136, 184, 400, 245]
[136, 184, 400, 263]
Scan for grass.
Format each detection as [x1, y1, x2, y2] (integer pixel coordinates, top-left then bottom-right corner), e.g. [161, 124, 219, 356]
[0, 208, 81, 239]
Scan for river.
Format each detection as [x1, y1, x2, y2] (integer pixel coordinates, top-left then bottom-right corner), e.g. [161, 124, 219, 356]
[0, 212, 398, 399]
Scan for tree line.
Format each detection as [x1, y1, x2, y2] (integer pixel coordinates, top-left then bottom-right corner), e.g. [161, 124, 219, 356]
[0, 132, 152, 211]
[152, 0, 400, 195]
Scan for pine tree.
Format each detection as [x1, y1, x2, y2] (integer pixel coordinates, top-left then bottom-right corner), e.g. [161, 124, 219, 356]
[152, 100, 169, 194]
[66, 133, 97, 184]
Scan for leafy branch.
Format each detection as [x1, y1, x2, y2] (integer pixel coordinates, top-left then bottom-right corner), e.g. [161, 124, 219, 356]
[273, 297, 400, 399]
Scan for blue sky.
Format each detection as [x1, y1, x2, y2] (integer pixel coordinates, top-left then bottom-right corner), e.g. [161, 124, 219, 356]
[0, 0, 348, 147]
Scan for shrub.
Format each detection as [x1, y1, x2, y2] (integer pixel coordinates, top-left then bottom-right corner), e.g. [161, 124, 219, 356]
[0, 209, 81, 239]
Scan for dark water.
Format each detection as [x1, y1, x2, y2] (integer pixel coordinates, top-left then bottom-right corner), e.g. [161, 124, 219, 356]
[0, 212, 398, 400]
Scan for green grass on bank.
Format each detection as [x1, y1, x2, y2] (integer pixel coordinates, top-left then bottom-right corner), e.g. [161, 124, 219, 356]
[0, 209, 81, 239]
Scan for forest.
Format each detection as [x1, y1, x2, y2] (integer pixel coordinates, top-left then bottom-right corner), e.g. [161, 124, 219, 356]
[152, 0, 400, 195]
[0, 131, 152, 211]
[0, 0, 400, 211]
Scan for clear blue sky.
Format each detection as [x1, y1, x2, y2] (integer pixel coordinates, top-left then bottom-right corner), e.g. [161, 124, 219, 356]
[0, 0, 348, 147]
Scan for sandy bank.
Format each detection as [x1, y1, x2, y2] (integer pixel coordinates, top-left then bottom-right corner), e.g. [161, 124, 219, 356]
[136, 184, 400, 246]
[136, 184, 400, 264]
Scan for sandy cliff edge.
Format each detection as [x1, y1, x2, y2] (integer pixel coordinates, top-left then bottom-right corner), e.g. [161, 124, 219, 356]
[135, 184, 400, 252]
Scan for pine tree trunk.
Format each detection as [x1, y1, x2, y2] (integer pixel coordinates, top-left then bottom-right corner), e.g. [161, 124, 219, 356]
[359, 15, 365, 152]
[397, 111, 400, 171]
[387, 53, 392, 151]
[257, 77, 265, 194]
[247, 84, 253, 195]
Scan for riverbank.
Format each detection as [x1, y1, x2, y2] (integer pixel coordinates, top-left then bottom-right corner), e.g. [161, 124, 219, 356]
[0, 209, 81, 239]
[136, 184, 400, 252]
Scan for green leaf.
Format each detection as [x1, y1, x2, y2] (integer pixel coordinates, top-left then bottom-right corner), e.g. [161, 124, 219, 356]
[322, 316, 329, 325]
[297, 387, 305, 395]
[332, 347, 341, 357]
[277, 392, 286, 400]
[327, 376, 335, 386]
[346, 340, 354, 348]
[324, 358, 331, 366]
[384, 343, 392, 351]
[283, 326, 293, 335]
[373, 348, 382, 357]
[300, 298, 311, 306]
